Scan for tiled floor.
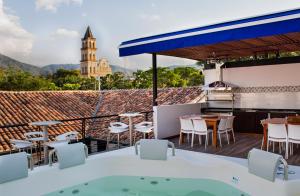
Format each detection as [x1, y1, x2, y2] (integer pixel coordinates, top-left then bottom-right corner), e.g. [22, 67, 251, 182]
[169, 132, 300, 166]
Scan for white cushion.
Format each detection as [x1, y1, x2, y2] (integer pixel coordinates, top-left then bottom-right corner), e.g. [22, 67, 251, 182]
[248, 148, 282, 182]
[0, 152, 28, 184]
[139, 139, 168, 160]
[55, 143, 86, 169]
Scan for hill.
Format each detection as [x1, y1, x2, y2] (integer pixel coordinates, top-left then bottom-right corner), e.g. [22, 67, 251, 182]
[110, 65, 134, 75]
[0, 53, 41, 75]
[167, 64, 202, 70]
[0, 53, 134, 75]
[41, 64, 134, 75]
[41, 64, 80, 75]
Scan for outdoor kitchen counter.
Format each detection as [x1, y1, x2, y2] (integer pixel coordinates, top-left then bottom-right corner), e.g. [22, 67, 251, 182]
[202, 108, 300, 133]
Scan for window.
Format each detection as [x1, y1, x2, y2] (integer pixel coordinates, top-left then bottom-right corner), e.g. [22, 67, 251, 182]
[93, 67, 96, 73]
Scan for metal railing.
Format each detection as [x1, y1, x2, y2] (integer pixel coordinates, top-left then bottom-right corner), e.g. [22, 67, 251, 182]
[0, 111, 153, 154]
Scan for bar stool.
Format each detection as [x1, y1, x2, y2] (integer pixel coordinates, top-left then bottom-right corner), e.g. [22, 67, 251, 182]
[134, 121, 153, 142]
[10, 139, 33, 154]
[46, 131, 79, 149]
[24, 132, 44, 164]
[107, 122, 129, 149]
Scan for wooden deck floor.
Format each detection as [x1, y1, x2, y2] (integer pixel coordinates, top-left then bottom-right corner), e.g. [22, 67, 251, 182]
[169, 133, 300, 166]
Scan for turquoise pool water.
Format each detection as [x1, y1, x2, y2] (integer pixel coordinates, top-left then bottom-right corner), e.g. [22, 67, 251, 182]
[45, 176, 249, 196]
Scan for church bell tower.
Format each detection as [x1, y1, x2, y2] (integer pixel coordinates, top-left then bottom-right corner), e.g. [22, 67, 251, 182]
[80, 26, 97, 77]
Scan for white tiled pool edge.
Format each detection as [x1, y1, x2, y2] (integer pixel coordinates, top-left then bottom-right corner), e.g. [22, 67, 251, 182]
[0, 147, 299, 196]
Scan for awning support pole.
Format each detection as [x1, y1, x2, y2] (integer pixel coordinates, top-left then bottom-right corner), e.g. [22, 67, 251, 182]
[152, 53, 158, 106]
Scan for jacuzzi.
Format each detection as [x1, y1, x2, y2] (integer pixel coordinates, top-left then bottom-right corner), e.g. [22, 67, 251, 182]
[0, 147, 299, 196]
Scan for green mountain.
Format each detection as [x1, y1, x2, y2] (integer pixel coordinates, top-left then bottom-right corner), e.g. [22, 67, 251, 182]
[41, 64, 80, 75]
[167, 64, 202, 70]
[41, 64, 134, 75]
[0, 53, 41, 75]
[0, 53, 134, 75]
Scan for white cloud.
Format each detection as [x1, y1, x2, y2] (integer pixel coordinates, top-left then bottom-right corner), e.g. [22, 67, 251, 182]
[52, 28, 79, 39]
[35, 0, 83, 12]
[0, 0, 34, 58]
[140, 13, 161, 22]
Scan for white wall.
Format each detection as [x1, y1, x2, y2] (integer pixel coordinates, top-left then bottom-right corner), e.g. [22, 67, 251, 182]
[204, 69, 220, 85]
[203, 63, 300, 109]
[153, 103, 201, 139]
[235, 92, 300, 109]
[223, 63, 300, 87]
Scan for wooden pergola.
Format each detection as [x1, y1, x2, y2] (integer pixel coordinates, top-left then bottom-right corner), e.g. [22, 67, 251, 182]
[119, 8, 300, 106]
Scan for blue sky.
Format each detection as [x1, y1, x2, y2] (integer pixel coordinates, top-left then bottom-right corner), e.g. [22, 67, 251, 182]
[1, 0, 300, 70]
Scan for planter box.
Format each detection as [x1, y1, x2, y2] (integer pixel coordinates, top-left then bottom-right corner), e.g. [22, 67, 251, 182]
[82, 137, 107, 154]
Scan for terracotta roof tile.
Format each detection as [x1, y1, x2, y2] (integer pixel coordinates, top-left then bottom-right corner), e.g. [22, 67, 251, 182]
[0, 87, 202, 152]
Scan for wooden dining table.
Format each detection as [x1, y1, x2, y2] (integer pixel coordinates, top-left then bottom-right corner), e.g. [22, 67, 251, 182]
[181, 114, 221, 148]
[261, 117, 300, 150]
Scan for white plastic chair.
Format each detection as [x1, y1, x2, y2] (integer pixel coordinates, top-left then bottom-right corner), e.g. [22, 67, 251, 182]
[288, 124, 300, 156]
[267, 123, 288, 159]
[191, 119, 213, 149]
[46, 131, 79, 149]
[260, 119, 266, 150]
[217, 118, 229, 147]
[179, 118, 194, 145]
[10, 139, 33, 154]
[225, 116, 235, 143]
[107, 122, 129, 148]
[134, 122, 153, 142]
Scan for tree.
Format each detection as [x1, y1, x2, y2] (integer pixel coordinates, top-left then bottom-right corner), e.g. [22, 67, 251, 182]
[0, 67, 55, 91]
[101, 72, 132, 90]
[132, 69, 152, 89]
[51, 69, 81, 88]
[62, 83, 81, 90]
[0, 66, 205, 91]
[132, 67, 204, 89]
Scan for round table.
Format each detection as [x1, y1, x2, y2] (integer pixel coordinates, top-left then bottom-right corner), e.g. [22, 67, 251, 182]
[29, 120, 62, 164]
[119, 113, 142, 146]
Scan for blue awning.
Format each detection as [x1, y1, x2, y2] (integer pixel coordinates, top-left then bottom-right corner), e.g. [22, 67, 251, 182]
[119, 8, 300, 60]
